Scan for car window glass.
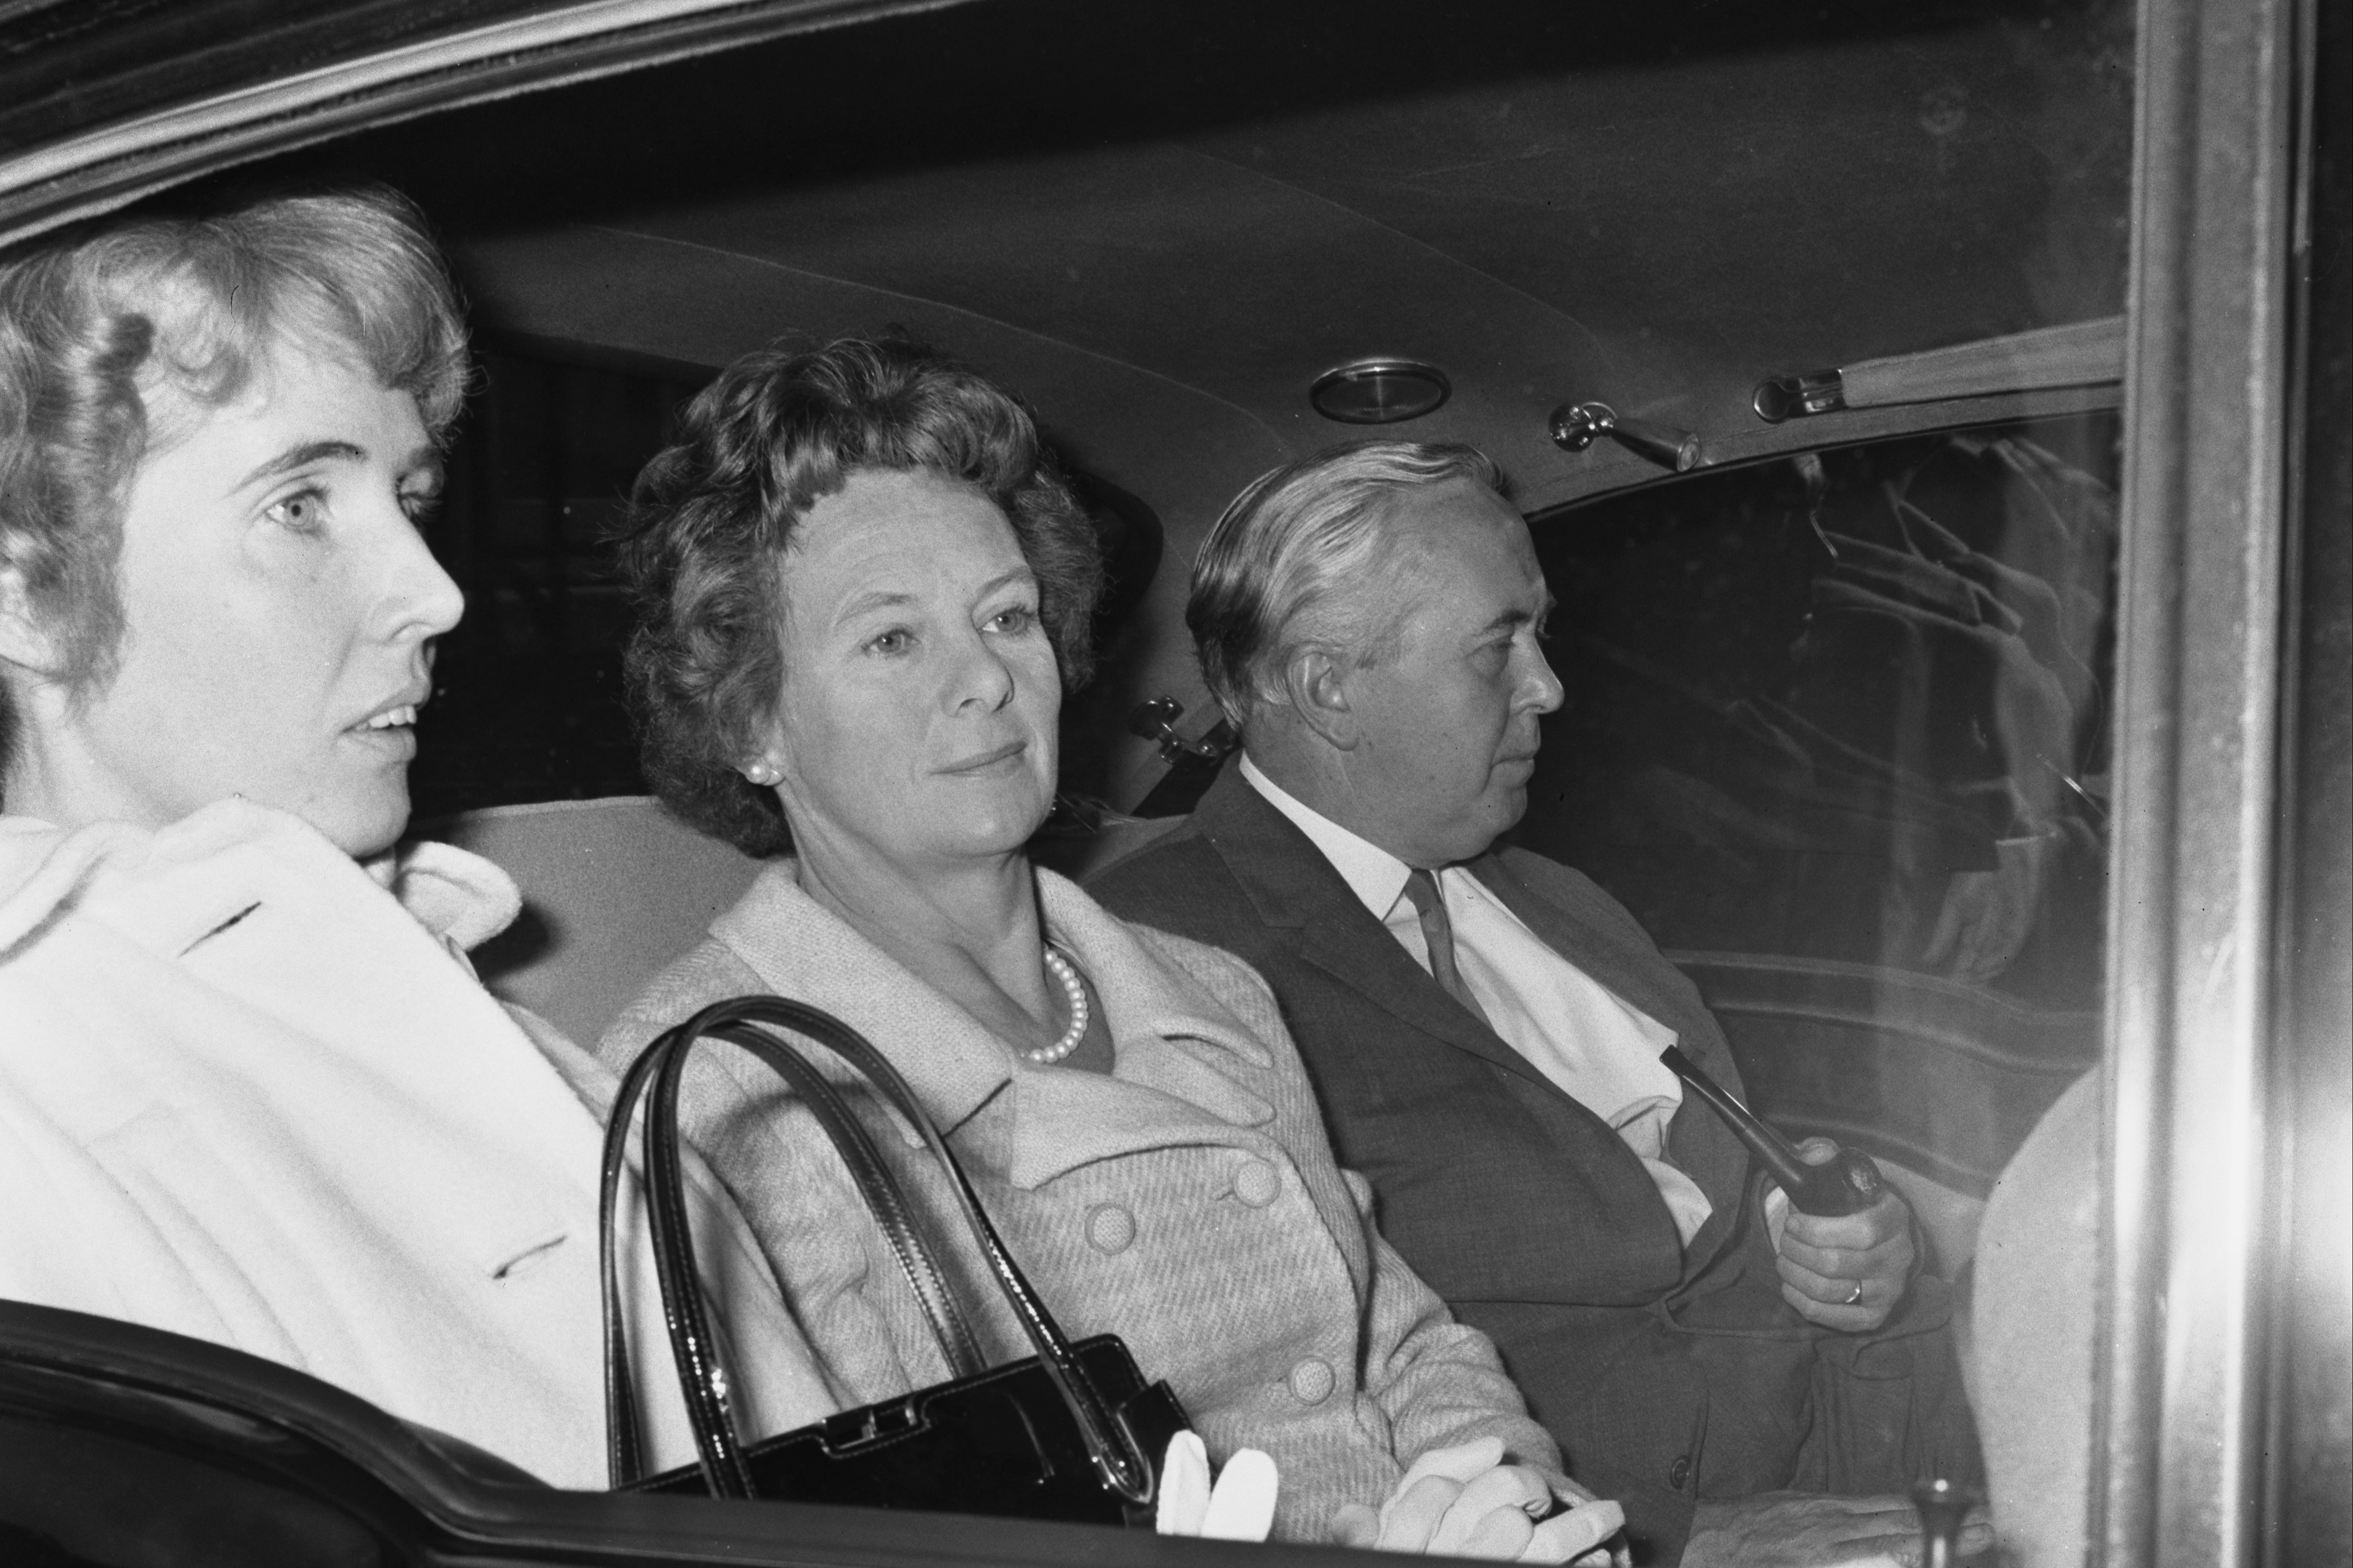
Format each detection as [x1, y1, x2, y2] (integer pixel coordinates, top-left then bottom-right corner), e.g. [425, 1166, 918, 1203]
[1521, 412, 2117, 1203]
[326, 0, 2135, 1548]
[7, 0, 2153, 1556]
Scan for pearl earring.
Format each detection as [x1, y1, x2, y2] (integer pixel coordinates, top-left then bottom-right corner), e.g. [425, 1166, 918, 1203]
[744, 761, 779, 786]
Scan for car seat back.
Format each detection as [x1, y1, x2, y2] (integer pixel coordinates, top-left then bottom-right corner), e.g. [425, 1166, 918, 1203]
[425, 796, 763, 1051]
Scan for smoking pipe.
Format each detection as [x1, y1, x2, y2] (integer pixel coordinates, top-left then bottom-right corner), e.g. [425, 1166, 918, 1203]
[1658, 1045, 1885, 1216]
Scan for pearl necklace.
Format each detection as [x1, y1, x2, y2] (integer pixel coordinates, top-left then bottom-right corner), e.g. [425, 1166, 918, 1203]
[1026, 946, 1091, 1065]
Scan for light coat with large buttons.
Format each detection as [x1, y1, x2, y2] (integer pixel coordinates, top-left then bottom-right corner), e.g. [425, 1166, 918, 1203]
[598, 860, 1565, 1541]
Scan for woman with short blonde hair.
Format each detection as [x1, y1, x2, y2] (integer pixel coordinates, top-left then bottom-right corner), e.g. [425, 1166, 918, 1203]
[0, 189, 832, 1487]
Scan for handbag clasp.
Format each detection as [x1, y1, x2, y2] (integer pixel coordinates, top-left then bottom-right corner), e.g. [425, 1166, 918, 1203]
[820, 1397, 925, 1453]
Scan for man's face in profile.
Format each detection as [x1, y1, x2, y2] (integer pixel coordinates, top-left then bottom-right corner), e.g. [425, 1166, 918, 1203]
[1335, 481, 1564, 868]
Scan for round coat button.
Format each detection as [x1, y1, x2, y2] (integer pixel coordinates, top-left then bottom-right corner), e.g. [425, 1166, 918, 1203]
[1667, 1455, 1693, 1491]
[1086, 1203, 1137, 1254]
[1234, 1160, 1281, 1207]
[1288, 1357, 1336, 1405]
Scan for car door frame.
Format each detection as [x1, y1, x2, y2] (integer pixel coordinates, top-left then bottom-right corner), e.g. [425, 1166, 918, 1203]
[2102, 0, 2349, 1563]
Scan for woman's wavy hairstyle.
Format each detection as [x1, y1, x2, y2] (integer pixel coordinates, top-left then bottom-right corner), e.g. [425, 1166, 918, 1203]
[615, 335, 1103, 856]
[0, 187, 469, 770]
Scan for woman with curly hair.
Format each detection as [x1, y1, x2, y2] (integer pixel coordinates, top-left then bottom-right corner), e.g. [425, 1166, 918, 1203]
[604, 335, 1624, 1560]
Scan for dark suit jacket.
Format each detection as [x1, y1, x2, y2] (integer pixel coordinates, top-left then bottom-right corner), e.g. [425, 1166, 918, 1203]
[1089, 763, 1975, 1563]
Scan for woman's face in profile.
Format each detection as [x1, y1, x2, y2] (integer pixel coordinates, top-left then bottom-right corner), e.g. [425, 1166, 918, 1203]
[15, 345, 463, 856]
[756, 467, 1060, 872]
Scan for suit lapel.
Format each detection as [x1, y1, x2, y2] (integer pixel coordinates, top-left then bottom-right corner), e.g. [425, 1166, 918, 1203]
[1190, 765, 1559, 1095]
[1469, 850, 1755, 1277]
[1190, 764, 1752, 1286]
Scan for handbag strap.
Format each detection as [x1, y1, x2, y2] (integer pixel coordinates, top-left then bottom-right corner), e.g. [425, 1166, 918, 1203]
[601, 994, 1155, 1506]
[597, 1009, 986, 1490]
[596, 1029, 669, 1488]
[733, 1031, 988, 1382]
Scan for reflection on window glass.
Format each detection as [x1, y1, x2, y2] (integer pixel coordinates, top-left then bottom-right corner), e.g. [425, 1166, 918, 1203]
[0, 0, 2166, 1556]
[1522, 413, 2117, 1191]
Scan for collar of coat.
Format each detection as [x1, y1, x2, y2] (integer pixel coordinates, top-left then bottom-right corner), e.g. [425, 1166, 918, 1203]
[705, 860, 1280, 1190]
[0, 801, 522, 963]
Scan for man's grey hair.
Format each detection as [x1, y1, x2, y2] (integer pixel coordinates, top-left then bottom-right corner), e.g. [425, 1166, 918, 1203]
[1187, 439, 1506, 728]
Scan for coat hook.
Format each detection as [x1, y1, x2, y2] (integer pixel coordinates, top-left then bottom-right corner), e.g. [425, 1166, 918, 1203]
[1549, 402, 1703, 473]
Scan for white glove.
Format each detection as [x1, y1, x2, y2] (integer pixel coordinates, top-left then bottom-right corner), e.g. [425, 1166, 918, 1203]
[1333, 1437, 1628, 1563]
[1155, 1430, 1279, 1541]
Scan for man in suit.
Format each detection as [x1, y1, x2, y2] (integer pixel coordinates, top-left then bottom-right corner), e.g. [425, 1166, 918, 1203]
[1089, 441, 1983, 1567]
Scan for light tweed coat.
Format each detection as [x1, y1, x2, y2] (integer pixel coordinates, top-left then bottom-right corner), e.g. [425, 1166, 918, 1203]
[599, 860, 1566, 1541]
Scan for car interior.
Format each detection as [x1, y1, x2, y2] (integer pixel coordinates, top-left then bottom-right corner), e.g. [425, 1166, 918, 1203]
[313, 0, 2135, 1284]
[3, 0, 2344, 1563]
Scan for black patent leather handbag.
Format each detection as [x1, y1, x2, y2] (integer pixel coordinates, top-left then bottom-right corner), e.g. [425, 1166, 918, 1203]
[598, 993, 1189, 1525]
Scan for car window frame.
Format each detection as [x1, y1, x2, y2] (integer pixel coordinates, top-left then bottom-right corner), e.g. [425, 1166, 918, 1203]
[3, 1300, 1395, 1566]
[0, 0, 981, 246]
[2100, 0, 2337, 1563]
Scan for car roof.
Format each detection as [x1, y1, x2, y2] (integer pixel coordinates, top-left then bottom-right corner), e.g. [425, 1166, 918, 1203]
[0, 0, 2133, 796]
[320, 0, 2134, 500]
[2, 0, 2131, 476]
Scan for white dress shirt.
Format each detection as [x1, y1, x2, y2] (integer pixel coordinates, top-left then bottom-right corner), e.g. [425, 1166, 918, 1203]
[1240, 754, 1715, 1246]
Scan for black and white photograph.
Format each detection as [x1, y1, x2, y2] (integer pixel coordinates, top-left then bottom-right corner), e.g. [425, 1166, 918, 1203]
[0, 2, 2344, 1565]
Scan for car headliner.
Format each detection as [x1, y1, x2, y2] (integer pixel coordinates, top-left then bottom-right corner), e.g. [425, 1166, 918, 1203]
[1, 0, 2133, 794]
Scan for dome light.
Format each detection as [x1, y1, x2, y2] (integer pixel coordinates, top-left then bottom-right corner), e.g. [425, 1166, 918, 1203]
[1309, 359, 1452, 424]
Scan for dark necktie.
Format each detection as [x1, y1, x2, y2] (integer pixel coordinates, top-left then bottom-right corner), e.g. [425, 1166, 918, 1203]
[1402, 868, 1492, 1027]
